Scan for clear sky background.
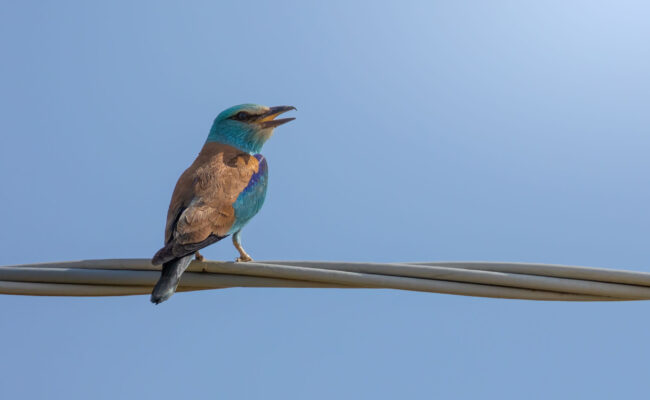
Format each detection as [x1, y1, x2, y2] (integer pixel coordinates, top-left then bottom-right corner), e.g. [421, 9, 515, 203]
[1, 1, 650, 398]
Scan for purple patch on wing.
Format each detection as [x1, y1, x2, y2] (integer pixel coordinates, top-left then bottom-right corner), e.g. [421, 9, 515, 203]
[243, 154, 267, 191]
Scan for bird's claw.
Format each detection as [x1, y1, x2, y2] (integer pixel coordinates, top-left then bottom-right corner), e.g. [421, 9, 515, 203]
[235, 255, 253, 262]
[194, 251, 204, 262]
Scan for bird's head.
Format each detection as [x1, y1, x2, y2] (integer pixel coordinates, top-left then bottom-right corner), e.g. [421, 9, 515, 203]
[207, 104, 296, 154]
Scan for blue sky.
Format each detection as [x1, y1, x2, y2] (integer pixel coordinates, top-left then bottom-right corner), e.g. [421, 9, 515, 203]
[1, 1, 650, 398]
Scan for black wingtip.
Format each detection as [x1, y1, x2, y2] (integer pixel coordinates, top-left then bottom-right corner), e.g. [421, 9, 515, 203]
[151, 246, 170, 266]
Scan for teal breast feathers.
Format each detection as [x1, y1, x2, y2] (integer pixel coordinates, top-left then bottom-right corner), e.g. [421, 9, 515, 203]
[228, 154, 268, 234]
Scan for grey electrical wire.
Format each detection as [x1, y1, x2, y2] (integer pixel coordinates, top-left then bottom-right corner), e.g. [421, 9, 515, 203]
[1, 259, 650, 301]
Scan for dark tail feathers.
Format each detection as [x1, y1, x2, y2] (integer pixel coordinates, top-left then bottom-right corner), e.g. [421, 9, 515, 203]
[150, 255, 193, 304]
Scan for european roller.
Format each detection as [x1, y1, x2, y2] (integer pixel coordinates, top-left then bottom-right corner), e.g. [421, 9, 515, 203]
[150, 104, 296, 304]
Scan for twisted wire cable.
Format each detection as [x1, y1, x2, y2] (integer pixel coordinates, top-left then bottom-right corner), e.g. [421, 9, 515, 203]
[2, 259, 650, 301]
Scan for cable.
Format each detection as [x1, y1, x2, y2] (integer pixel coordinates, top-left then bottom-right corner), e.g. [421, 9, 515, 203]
[1, 259, 650, 301]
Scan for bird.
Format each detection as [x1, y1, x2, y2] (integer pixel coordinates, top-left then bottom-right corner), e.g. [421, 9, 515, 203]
[150, 104, 296, 304]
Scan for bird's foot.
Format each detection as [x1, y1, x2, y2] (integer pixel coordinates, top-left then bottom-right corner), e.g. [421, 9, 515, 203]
[194, 251, 204, 262]
[232, 231, 253, 262]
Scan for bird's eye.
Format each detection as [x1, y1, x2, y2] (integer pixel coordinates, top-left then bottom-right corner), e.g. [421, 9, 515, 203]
[235, 112, 249, 120]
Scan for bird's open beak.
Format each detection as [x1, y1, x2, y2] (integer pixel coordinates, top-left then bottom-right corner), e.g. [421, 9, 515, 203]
[257, 105, 296, 128]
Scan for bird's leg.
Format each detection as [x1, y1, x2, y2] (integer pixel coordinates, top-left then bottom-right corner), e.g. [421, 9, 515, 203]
[194, 251, 204, 262]
[232, 230, 253, 262]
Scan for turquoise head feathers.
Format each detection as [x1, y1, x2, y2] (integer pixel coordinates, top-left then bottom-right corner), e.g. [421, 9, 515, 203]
[207, 104, 296, 154]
